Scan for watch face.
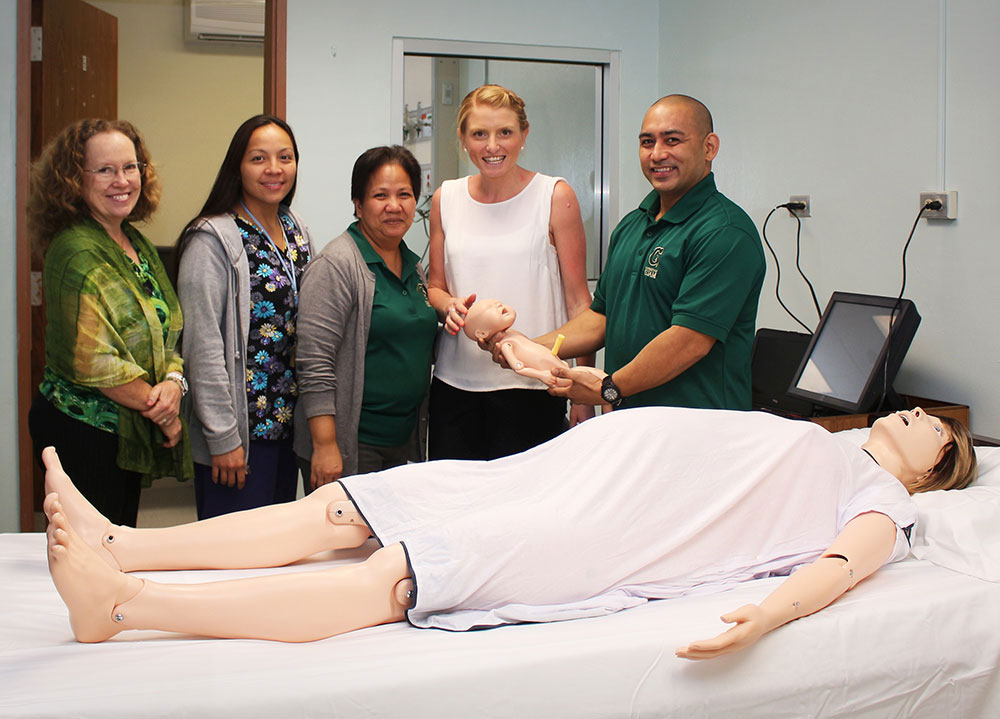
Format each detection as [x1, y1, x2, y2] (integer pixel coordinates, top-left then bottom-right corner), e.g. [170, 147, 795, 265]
[601, 377, 620, 403]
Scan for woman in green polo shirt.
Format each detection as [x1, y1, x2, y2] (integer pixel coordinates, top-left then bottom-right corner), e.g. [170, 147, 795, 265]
[27, 119, 191, 527]
[294, 146, 437, 491]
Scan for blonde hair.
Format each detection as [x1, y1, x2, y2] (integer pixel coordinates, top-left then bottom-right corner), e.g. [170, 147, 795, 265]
[457, 84, 529, 135]
[911, 416, 978, 493]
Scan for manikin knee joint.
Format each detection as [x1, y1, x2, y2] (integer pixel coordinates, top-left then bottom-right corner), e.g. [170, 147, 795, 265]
[327, 500, 363, 526]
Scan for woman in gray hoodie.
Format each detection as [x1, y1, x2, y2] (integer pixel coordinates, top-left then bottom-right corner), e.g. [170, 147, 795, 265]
[177, 115, 314, 519]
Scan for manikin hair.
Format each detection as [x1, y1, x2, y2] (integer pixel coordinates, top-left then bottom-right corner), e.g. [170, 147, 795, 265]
[911, 416, 978, 493]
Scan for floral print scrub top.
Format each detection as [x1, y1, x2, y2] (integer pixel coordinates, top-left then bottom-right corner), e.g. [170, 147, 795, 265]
[234, 212, 311, 441]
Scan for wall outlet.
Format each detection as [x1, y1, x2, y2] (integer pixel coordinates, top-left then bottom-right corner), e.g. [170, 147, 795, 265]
[788, 195, 810, 218]
[920, 191, 958, 220]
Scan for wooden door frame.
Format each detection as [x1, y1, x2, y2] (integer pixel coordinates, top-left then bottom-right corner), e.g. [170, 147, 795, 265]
[14, 0, 288, 530]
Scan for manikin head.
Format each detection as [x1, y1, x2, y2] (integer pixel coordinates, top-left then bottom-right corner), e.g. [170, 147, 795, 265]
[462, 299, 516, 341]
[863, 408, 977, 494]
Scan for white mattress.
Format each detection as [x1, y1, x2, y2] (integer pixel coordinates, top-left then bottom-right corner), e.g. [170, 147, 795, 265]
[2, 532, 999, 718]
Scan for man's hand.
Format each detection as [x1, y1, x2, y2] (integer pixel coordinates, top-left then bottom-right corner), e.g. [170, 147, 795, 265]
[547, 366, 607, 406]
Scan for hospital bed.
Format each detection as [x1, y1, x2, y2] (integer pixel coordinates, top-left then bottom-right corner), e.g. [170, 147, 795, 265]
[2, 439, 998, 718]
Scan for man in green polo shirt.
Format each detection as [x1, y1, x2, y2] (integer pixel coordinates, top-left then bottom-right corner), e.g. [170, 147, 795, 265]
[540, 94, 764, 410]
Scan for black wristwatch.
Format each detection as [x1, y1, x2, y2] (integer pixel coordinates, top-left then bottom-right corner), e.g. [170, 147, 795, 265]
[601, 375, 624, 409]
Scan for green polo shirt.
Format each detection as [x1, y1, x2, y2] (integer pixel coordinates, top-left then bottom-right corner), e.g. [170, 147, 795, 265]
[592, 173, 764, 410]
[349, 224, 437, 446]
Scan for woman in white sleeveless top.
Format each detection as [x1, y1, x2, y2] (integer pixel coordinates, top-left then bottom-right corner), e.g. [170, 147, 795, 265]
[426, 85, 594, 461]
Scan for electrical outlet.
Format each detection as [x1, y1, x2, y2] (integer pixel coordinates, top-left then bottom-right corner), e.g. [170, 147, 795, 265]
[788, 195, 810, 218]
[920, 191, 958, 220]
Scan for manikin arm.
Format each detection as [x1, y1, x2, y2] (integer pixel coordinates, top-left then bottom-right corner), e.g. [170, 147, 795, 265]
[676, 511, 898, 660]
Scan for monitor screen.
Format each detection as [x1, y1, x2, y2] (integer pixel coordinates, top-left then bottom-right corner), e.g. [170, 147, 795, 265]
[787, 292, 921, 414]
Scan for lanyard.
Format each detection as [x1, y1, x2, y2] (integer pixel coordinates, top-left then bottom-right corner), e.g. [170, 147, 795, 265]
[239, 201, 299, 301]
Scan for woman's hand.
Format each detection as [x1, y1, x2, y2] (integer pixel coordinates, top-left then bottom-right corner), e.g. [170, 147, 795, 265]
[311, 441, 343, 490]
[212, 446, 248, 489]
[675, 604, 773, 660]
[141, 380, 182, 427]
[443, 292, 477, 336]
[568, 403, 596, 427]
[158, 416, 183, 448]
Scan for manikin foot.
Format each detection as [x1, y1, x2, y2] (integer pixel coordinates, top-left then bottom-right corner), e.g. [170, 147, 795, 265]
[41, 447, 120, 569]
[45, 496, 142, 643]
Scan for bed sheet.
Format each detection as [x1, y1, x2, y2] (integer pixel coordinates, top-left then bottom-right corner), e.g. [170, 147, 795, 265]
[2, 533, 998, 719]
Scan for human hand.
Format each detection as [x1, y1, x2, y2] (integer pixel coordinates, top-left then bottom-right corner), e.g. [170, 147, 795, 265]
[547, 366, 606, 405]
[568, 403, 596, 427]
[141, 380, 182, 427]
[159, 416, 183, 448]
[311, 441, 343, 489]
[675, 604, 772, 660]
[443, 292, 476, 336]
[212, 446, 248, 489]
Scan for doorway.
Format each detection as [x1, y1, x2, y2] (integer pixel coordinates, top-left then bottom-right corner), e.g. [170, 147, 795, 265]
[15, 0, 287, 530]
[393, 38, 620, 279]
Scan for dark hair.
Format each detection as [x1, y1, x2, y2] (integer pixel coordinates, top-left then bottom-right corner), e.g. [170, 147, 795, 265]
[28, 118, 161, 254]
[177, 115, 299, 251]
[350, 145, 422, 215]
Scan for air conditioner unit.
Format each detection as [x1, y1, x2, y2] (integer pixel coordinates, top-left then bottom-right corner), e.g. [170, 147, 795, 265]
[186, 0, 265, 43]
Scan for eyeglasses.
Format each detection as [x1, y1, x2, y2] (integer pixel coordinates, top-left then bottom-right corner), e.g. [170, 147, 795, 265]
[84, 162, 146, 179]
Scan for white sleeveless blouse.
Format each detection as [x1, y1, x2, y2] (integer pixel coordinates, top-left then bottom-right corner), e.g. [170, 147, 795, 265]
[434, 173, 567, 391]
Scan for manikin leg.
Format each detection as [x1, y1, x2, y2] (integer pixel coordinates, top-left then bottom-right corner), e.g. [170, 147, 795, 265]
[41, 447, 371, 572]
[46, 499, 413, 643]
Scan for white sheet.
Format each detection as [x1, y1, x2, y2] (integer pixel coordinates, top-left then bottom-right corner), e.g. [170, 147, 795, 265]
[2, 533, 999, 719]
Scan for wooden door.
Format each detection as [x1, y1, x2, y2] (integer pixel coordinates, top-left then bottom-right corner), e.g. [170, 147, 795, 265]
[26, 0, 117, 527]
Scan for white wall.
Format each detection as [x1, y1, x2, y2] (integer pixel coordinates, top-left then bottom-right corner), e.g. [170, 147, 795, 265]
[285, 0, 660, 249]
[661, 0, 1000, 438]
[1, 3, 19, 533]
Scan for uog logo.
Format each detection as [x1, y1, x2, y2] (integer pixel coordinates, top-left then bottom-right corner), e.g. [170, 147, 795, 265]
[644, 246, 664, 278]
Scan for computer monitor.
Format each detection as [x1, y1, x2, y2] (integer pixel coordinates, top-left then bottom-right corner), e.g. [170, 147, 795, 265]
[786, 292, 921, 414]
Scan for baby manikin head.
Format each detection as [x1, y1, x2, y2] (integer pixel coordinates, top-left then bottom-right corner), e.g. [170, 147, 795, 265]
[462, 299, 517, 341]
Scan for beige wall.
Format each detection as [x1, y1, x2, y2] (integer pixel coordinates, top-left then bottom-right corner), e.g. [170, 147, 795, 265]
[91, 0, 263, 246]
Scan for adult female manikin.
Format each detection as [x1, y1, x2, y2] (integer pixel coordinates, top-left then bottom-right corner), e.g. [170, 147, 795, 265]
[294, 146, 437, 490]
[28, 119, 190, 527]
[427, 85, 594, 461]
[44, 406, 976, 656]
[177, 115, 314, 519]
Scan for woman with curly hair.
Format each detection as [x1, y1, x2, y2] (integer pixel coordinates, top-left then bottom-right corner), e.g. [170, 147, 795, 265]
[28, 119, 191, 527]
[176, 115, 314, 519]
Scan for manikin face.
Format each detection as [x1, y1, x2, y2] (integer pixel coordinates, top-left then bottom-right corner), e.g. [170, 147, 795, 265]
[638, 100, 719, 216]
[82, 131, 141, 232]
[869, 407, 952, 492]
[460, 105, 528, 179]
[464, 299, 516, 340]
[240, 123, 297, 211]
[353, 163, 416, 247]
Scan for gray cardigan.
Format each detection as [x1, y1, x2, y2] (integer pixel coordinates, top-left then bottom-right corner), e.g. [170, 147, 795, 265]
[292, 230, 373, 474]
[177, 209, 314, 465]
[292, 229, 430, 474]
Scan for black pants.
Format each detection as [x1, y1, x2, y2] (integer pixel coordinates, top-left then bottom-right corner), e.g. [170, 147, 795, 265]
[29, 394, 142, 527]
[428, 378, 567, 461]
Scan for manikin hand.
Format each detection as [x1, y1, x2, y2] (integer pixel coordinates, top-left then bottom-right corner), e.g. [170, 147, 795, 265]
[212, 446, 247, 489]
[675, 604, 773, 660]
[443, 292, 477, 336]
[311, 441, 343, 490]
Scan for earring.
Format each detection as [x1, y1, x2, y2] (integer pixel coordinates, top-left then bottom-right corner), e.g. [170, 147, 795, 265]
[520, 146, 525, 150]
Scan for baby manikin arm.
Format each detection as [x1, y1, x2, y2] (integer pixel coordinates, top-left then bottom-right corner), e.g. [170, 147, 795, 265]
[676, 511, 898, 661]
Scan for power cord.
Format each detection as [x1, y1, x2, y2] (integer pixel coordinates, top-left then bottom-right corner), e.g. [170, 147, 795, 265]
[761, 202, 815, 334]
[877, 198, 941, 409]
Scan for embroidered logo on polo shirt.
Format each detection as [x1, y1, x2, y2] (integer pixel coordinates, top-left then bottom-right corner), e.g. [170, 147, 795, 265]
[644, 246, 664, 278]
